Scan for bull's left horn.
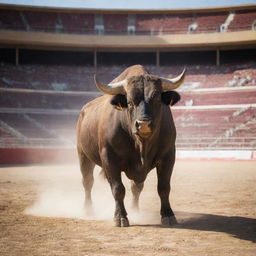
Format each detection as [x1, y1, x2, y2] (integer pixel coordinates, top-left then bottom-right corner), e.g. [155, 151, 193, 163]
[94, 75, 126, 95]
[161, 68, 186, 91]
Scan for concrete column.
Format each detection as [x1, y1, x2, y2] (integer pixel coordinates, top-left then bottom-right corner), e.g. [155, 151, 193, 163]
[94, 48, 97, 69]
[216, 49, 220, 66]
[15, 47, 19, 66]
[156, 50, 160, 67]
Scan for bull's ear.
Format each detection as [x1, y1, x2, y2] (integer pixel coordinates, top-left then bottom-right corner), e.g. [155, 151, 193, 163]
[110, 94, 128, 110]
[161, 91, 180, 106]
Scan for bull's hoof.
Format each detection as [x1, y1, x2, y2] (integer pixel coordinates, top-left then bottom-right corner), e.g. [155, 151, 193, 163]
[84, 203, 95, 218]
[84, 205, 95, 218]
[161, 216, 178, 227]
[114, 217, 130, 227]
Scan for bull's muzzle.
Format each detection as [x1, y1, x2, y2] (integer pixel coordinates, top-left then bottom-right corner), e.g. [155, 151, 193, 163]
[135, 119, 152, 138]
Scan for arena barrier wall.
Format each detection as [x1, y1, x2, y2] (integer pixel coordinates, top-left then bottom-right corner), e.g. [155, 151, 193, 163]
[0, 148, 255, 165]
[176, 150, 256, 161]
[0, 148, 78, 165]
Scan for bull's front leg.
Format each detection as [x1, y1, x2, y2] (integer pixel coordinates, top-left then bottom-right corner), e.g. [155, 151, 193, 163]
[110, 176, 129, 227]
[156, 150, 177, 227]
[102, 149, 129, 227]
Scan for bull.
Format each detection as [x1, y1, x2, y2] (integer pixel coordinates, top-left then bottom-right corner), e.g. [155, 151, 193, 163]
[77, 65, 185, 227]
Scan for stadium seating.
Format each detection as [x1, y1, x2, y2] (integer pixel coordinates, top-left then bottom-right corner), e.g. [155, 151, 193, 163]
[196, 12, 227, 33]
[178, 89, 256, 106]
[0, 62, 255, 150]
[0, 91, 94, 109]
[0, 127, 13, 139]
[228, 10, 256, 31]
[31, 114, 77, 140]
[136, 14, 193, 34]
[0, 64, 97, 91]
[0, 113, 51, 138]
[173, 106, 256, 149]
[24, 11, 58, 32]
[1, 64, 255, 92]
[0, 10, 25, 30]
[0, 9, 255, 34]
[104, 14, 127, 34]
[0, 112, 77, 144]
[58, 13, 94, 33]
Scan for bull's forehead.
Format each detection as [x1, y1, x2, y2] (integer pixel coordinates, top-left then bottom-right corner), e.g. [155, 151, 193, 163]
[126, 75, 162, 100]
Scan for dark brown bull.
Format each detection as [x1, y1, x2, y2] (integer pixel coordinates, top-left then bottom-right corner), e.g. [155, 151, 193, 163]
[77, 65, 185, 227]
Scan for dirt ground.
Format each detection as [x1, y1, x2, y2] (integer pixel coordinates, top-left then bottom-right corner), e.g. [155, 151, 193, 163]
[0, 160, 255, 256]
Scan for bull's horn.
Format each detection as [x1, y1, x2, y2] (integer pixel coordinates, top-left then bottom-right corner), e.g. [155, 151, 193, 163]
[94, 75, 126, 95]
[161, 68, 186, 91]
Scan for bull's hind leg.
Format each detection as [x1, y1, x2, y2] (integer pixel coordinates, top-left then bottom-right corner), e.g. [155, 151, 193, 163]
[131, 181, 144, 210]
[78, 150, 95, 216]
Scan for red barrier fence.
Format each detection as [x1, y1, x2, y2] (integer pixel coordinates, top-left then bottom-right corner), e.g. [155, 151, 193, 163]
[0, 148, 77, 165]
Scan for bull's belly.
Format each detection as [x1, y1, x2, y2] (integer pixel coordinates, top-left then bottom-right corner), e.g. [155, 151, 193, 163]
[124, 163, 155, 183]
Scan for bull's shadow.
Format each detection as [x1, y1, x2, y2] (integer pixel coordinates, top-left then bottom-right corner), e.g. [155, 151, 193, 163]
[175, 211, 256, 242]
[134, 211, 256, 243]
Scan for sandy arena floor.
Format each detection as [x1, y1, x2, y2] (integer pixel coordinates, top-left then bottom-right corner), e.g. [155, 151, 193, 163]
[0, 160, 255, 256]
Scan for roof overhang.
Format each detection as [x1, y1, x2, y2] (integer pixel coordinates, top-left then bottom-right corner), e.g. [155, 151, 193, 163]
[0, 30, 255, 49]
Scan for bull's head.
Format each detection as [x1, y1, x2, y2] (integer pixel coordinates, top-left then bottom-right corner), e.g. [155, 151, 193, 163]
[94, 70, 185, 139]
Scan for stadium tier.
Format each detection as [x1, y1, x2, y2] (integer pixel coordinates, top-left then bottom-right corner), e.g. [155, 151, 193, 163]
[173, 106, 256, 149]
[0, 64, 255, 152]
[0, 90, 96, 109]
[0, 64, 255, 91]
[0, 9, 255, 34]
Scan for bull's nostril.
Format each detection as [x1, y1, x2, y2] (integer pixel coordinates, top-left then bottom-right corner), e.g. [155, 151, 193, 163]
[135, 119, 152, 133]
[135, 120, 140, 131]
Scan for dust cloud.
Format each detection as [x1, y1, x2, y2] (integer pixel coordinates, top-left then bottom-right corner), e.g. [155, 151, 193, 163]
[24, 165, 160, 225]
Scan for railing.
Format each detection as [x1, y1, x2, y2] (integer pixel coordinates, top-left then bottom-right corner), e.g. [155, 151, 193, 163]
[0, 137, 75, 148]
[0, 107, 80, 115]
[1, 136, 255, 150]
[0, 24, 254, 35]
[176, 136, 256, 150]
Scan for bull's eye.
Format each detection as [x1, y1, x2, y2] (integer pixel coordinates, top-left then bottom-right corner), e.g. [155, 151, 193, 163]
[128, 102, 133, 108]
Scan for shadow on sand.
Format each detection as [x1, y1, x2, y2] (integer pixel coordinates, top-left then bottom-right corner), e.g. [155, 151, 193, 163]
[174, 211, 256, 242]
[133, 211, 256, 243]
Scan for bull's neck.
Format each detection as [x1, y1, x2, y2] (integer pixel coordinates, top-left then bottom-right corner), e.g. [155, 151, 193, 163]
[135, 137, 152, 167]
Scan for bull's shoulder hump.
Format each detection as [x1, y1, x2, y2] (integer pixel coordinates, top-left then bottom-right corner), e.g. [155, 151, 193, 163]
[82, 95, 109, 110]
[80, 95, 111, 118]
[111, 65, 149, 82]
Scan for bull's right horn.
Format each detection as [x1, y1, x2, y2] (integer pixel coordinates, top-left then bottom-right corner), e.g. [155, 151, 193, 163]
[94, 75, 126, 95]
[161, 68, 186, 91]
